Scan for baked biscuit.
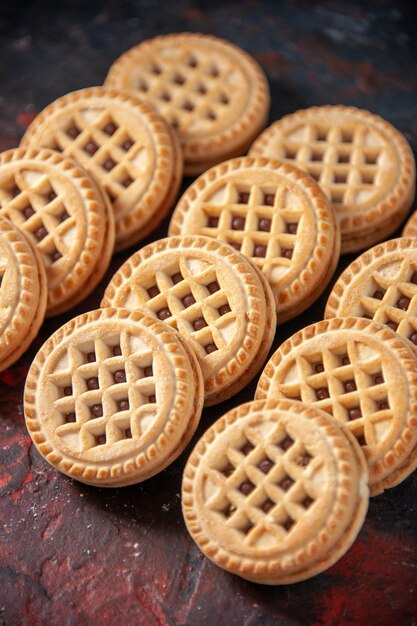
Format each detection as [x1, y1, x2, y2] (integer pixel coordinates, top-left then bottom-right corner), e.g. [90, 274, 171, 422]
[325, 237, 417, 351]
[0, 217, 47, 371]
[182, 398, 368, 584]
[21, 87, 182, 251]
[105, 33, 270, 175]
[101, 235, 276, 405]
[249, 105, 415, 253]
[256, 317, 417, 495]
[0, 147, 115, 316]
[169, 157, 340, 322]
[24, 308, 204, 487]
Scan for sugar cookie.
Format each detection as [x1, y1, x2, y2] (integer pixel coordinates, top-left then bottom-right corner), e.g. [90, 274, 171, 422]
[249, 105, 415, 253]
[182, 398, 368, 584]
[24, 308, 204, 486]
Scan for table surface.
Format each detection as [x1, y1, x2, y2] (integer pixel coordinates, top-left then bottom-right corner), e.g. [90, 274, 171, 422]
[1, 2, 416, 625]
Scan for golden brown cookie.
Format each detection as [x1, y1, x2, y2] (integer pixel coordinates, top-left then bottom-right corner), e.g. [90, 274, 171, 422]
[255, 317, 417, 496]
[182, 398, 368, 584]
[20, 87, 182, 251]
[105, 33, 270, 175]
[101, 235, 276, 405]
[249, 105, 415, 253]
[325, 237, 417, 351]
[169, 157, 340, 322]
[24, 307, 204, 487]
[0, 217, 47, 371]
[0, 147, 115, 316]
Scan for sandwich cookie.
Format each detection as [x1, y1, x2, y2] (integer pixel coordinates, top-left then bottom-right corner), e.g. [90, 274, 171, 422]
[182, 399, 368, 584]
[0, 147, 114, 315]
[21, 87, 182, 251]
[249, 105, 415, 253]
[24, 308, 204, 486]
[0, 217, 47, 371]
[169, 157, 340, 322]
[105, 33, 270, 175]
[325, 237, 417, 352]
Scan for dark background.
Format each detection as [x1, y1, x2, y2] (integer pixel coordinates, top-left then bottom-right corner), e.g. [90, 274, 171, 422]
[0, 1, 416, 625]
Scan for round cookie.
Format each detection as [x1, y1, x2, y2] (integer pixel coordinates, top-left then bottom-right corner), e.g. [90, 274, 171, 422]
[169, 157, 340, 323]
[249, 105, 416, 253]
[24, 308, 204, 487]
[325, 237, 417, 351]
[0, 147, 115, 316]
[105, 33, 270, 175]
[20, 87, 182, 251]
[182, 398, 368, 584]
[101, 235, 276, 405]
[255, 317, 417, 496]
[0, 217, 47, 371]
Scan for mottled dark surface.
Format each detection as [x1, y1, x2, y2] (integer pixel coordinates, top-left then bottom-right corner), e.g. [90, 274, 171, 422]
[1, 1, 417, 625]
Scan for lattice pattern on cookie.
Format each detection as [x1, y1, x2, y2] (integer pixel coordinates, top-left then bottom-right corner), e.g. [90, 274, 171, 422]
[277, 341, 392, 447]
[49, 332, 156, 451]
[199, 181, 302, 277]
[122, 46, 247, 135]
[278, 121, 389, 208]
[205, 422, 319, 545]
[355, 260, 417, 346]
[0, 170, 74, 266]
[36, 109, 151, 206]
[124, 256, 235, 359]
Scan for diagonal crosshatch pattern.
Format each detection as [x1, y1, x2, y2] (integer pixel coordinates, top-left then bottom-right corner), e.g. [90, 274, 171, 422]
[49, 331, 157, 452]
[357, 259, 417, 344]
[198, 180, 303, 280]
[43, 108, 149, 202]
[0, 168, 74, 266]
[277, 340, 392, 448]
[125, 254, 237, 359]
[279, 121, 389, 209]
[204, 420, 320, 545]
[128, 45, 248, 134]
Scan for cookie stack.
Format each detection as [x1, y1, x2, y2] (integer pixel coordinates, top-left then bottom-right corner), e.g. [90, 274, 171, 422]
[169, 156, 340, 322]
[105, 33, 270, 176]
[6, 31, 415, 587]
[21, 87, 182, 251]
[24, 308, 204, 486]
[0, 218, 47, 371]
[249, 105, 415, 253]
